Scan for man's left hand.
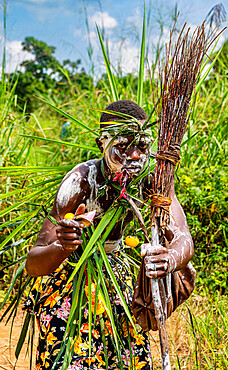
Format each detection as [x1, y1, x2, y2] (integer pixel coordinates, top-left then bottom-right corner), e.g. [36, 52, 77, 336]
[141, 243, 172, 279]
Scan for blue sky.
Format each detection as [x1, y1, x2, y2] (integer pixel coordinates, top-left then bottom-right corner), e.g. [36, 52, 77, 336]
[2, 0, 228, 75]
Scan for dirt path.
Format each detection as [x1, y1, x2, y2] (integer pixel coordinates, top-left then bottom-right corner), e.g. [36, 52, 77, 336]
[0, 309, 38, 370]
[0, 306, 192, 369]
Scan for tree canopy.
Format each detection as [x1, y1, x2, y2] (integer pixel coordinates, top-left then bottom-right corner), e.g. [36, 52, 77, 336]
[9, 37, 93, 112]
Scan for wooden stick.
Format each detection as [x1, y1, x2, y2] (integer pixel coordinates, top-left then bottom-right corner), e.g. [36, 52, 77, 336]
[151, 221, 171, 370]
[125, 194, 171, 369]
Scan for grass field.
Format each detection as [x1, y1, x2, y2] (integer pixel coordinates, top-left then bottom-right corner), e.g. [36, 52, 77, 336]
[0, 15, 227, 369]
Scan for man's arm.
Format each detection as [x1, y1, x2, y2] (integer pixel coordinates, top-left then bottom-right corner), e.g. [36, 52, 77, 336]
[141, 185, 194, 278]
[26, 166, 88, 277]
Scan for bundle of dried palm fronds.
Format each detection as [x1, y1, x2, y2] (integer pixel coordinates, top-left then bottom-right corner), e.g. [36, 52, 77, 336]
[150, 21, 223, 230]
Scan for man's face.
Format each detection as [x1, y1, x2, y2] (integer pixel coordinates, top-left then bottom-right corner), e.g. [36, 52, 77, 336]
[98, 130, 150, 177]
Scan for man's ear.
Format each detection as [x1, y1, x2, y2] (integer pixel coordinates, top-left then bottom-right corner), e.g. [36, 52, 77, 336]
[95, 137, 104, 153]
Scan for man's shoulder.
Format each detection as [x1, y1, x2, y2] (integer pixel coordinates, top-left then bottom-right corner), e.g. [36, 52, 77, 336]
[63, 159, 100, 181]
[54, 159, 101, 213]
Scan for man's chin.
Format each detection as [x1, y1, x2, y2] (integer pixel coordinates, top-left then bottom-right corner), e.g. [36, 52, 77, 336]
[125, 167, 142, 176]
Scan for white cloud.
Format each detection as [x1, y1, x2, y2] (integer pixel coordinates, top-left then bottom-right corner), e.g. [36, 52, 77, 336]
[92, 37, 140, 77]
[90, 11, 117, 29]
[126, 8, 142, 30]
[73, 28, 83, 38]
[87, 31, 97, 44]
[109, 39, 140, 74]
[2, 40, 35, 73]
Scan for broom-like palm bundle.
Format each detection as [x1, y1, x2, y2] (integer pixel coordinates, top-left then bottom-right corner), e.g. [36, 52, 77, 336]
[150, 21, 223, 230]
[146, 21, 225, 370]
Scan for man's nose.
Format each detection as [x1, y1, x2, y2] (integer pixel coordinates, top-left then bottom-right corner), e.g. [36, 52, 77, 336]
[127, 146, 140, 160]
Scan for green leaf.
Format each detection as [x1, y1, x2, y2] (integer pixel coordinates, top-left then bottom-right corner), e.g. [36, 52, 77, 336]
[0, 165, 73, 173]
[96, 238, 136, 332]
[15, 311, 32, 359]
[0, 180, 59, 219]
[137, 4, 146, 107]
[36, 96, 100, 136]
[195, 44, 222, 94]
[96, 26, 119, 101]
[0, 260, 26, 311]
[0, 175, 63, 200]
[67, 206, 119, 283]
[20, 134, 99, 152]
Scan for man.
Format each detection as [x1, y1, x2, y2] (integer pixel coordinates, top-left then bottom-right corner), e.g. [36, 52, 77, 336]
[25, 100, 194, 369]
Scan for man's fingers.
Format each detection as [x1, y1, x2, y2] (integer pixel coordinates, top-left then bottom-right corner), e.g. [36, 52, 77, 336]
[58, 219, 84, 228]
[58, 232, 81, 240]
[141, 244, 147, 256]
[75, 203, 86, 216]
[58, 238, 83, 246]
[145, 270, 167, 279]
[145, 261, 169, 271]
[141, 243, 166, 256]
[56, 226, 82, 235]
[144, 256, 169, 264]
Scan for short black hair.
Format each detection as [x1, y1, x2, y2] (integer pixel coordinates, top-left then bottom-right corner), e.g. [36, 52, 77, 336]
[100, 100, 147, 126]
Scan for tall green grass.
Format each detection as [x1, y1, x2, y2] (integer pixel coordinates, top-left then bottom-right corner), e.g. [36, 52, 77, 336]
[0, 12, 227, 369]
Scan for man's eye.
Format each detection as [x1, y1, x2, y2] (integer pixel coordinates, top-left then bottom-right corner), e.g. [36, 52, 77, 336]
[117, 143, 127, 149]
[138, 143, 147, 150]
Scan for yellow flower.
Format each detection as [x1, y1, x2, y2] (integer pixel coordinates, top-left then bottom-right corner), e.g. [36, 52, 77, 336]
[121, 320, 134, 338]
[55, 280, 62, 286]
[40, 351, 50, 364]
[95, 353, 106, 366]
[85, 357, 96, 366]
[63, 281, 73, 292]
[135, 333, 145, 346]
[44, 290, 60, 308]
[84, 283, 105, 315]
[104, 320, 113, 337]
[32, 277, 42, 291]
[92, 329, 99, 339]
[46, 332, 57, 345]
[74, 336, 85, 356]
[134, 357, 147, 369]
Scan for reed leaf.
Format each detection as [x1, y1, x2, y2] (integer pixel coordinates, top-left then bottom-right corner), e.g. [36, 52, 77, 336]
[96, 25, 119, 101]
[137, 4, 145, 107]
[67, 206, 120, 283]
[0, 260, 26, 311]
[15, 311, 32, 359]
[95, 235, 136, 331]
[20, 134, 99, 152]
[36, 96, 99, 136]
[0, 180, 59, 219]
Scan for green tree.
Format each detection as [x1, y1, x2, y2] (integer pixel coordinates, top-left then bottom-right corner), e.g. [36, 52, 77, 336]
[9, 37, 93, 113]
[11, 37, 60, 112]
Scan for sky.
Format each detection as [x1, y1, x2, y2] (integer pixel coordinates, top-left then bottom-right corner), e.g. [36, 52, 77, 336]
[1, 0, 228, 76]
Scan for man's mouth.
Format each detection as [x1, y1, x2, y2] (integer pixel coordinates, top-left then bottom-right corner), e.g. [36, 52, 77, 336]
[125, 166, 142, 174]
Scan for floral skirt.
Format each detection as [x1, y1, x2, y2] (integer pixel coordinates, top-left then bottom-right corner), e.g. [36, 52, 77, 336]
[24, 248, 152, 370]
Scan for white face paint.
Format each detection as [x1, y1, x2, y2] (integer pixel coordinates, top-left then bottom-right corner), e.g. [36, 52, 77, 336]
[100, 132, 150, 176]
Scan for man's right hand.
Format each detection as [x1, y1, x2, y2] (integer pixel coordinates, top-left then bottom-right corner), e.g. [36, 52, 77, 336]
[56, 203, 85, 251]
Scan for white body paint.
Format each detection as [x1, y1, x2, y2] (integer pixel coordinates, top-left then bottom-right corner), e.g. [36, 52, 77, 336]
[168, 199, 193, 269]
[56, 171, 81, 212]
[85, 163, 104, 217]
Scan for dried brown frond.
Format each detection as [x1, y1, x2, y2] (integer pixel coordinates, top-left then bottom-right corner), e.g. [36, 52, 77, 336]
[151, 22, 222, 230]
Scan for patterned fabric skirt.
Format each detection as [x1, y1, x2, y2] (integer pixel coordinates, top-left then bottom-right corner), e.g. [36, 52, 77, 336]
[24, 248, 152, 370]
